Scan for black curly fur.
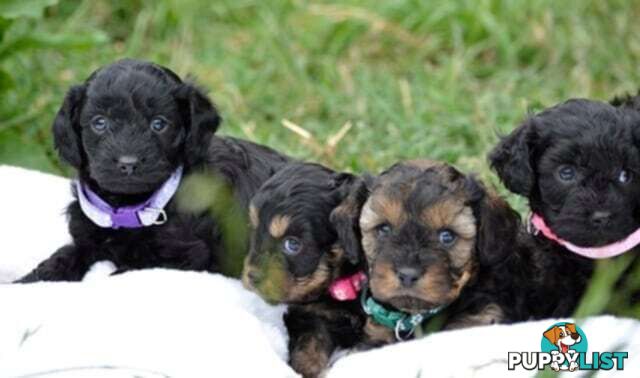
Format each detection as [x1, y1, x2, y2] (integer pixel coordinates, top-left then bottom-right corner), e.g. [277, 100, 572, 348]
[488, 98, 640, 320]
[16, 59, 289, 283]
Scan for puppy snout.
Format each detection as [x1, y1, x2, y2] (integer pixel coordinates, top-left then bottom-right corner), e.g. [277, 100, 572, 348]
[117, 155, 139, 175]
[571, 333, 580, 340]
[396, 267, 420, 287]
[590, 211, 611, 227]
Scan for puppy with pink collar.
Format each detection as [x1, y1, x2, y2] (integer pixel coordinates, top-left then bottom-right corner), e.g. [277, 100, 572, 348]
[490, 98, 640, 319]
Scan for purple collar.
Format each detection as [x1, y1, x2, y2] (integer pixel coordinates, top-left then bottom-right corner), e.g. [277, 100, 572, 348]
[75, 166, 183, 229]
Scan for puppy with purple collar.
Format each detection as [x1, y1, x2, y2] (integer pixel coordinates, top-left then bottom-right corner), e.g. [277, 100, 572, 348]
[16, 59, 289, 282]
[489, 98, 640, 318]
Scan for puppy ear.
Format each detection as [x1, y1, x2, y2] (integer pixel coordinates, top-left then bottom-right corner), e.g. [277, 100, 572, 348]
[52, 85, 86, 168]
[328, 172, 357, 197]
[176, 83, 222, 166]
[329, 174, 372, 265]
[566, 323, 577, 334]
[488, 118, 537, 196]
[466, 177, 521, 267]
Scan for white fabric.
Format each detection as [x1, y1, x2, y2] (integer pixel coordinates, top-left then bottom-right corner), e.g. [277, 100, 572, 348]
[1, 165, 639, 378]
[1, 270, 293, 378]
[328, 316, 640, 378]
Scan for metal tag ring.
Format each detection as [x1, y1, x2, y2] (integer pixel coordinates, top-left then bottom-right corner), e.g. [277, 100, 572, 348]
[152, 209, 168, 225]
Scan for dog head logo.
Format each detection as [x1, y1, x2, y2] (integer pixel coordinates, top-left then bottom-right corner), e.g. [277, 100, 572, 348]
[543, 323, 582, 353]
[509, 322, 627, 372]
[540, 322, 588, 372]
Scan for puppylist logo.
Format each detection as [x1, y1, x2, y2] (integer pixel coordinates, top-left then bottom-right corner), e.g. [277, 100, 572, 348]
[508, 322, 628, 372]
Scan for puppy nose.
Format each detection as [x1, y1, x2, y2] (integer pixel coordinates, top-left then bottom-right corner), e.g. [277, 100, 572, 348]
[571, 333, 580, 340]
[396, 267, 420, 287]
[590, 211, 611, 227]
[117, 155, 138, 175]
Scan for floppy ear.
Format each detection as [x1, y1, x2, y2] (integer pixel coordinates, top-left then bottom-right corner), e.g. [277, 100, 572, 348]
[328, 172, 358, 198]
[52, 85, 86, 168]
[565, 323, 577, 334]
[466, 177, 521, 267]
[329, 173, 372, 265]
[543, 327, 560, 345]
[488, 118, 537, 196]
[175, 83, 222, 166]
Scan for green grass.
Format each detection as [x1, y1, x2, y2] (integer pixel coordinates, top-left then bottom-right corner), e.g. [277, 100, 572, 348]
[1, 0, 639, 318]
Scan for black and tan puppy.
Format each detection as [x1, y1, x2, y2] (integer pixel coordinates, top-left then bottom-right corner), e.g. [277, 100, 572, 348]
[489, 99, 640, 318]
[17, 59, 289, 282]
[333, 160, 522, 341]
[242, 162, 367, 378]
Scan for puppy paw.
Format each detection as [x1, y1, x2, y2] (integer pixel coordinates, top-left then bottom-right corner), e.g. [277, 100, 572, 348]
[290, 334, 332, 378]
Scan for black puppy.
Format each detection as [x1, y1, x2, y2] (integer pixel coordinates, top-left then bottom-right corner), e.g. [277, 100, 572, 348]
[17, 59, 289, 282]
[489, 98, 640, 318]
[242, 162, 367, 378]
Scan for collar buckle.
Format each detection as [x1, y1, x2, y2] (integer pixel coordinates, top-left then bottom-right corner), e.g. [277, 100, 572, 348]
[150, 208, 168, 225]
[394, 317, 415, 341]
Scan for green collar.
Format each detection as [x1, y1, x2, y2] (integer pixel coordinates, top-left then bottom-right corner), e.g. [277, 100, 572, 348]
[360, 285, 445, 340]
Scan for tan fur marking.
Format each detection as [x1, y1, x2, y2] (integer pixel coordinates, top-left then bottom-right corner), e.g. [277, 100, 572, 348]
[448, 238, 475, 269]
[450, 265, 475, 298]
[363, 317, 396, 345]
[359, 199, 380, 261]
[369, 260, 400, 300]
[359, 199, 379, 230]
[290, 334, 331, 377]
[420, 201, 476, 269]
[249, 205, 259, 228]
[446, 303, 505, 329]
[268, 215, 290, 238]
[413, 264, 456, 303]
[287, 254, 333, 302]
[421, 201, 476, 239]
[328, 244, 345, 265]
[404, 159, 441, 171]
[374, 196, 405, 227]
[240, 255, 253, 290]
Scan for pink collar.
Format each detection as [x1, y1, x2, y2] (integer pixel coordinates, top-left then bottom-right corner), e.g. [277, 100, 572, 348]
[328, 271, 367, 301]
[530, 213, 640, 259]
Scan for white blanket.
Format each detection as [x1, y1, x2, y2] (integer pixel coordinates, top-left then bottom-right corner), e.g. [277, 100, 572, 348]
[1, 165, 638, 377]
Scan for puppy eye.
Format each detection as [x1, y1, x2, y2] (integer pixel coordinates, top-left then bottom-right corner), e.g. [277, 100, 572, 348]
[150, 116, 169, 133]
[90, 115, 108, 133]
[618, 170, 631, 184]
[438, 229, 456, 246]
[282, 237, 302, 256]
[557, 165, 576, 181]
[375, 223, 392, 238]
